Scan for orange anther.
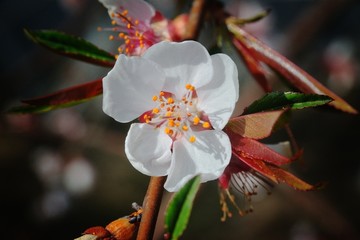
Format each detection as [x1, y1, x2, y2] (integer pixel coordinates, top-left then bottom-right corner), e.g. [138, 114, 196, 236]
[164, 128, 173, 135]
[202, 122, 211, 128]
[168, 119, 175, 127]
[182, 125, 189, 131]
[152, 108, 160, 114]
[193, 116, 200, 125]
[167, 98, 174, 104]
[189, 135, 196, 143]
[152, 95, 158, 101]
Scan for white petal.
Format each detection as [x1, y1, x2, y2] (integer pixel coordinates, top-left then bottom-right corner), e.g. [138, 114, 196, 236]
[102, 55, 165, 123]
[143, 41, 213, 98]
[125, 123, 172, 176]
[99, 0, 155, 25]
[197, 53, 239, 130]
[164, 130, 231, 192]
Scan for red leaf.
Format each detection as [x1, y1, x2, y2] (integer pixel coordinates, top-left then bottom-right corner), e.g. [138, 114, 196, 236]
[232, 149, 316, 191]
[266, 164, 319, 191]
[22, 78, 103, 106]
[226, 110, 284, 139]
[229, 24, 357, 114]
[232, 150, 278, 183]
[232, 38, 272, 92]
[83, 226, 111, 238]
[227, 131, 294, 166]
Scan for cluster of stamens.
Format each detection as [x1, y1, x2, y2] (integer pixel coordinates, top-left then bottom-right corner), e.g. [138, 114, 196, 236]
[98, 9, 158, 56]
[143, 84, 211, 143]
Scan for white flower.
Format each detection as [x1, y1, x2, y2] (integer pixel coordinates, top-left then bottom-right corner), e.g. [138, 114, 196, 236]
[102, 40, 239, 192]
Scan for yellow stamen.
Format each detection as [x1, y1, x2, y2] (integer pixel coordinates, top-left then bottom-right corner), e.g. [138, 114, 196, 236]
[152, 108, 160, 114]
[109, 35, 115, 40]
[111, 20, 116, 25]
[168, 119, 175, 127]
[193, 116, 200, 125]
[165, 111, 172, 117]
[165, 128, 173, 135]
[189, 135, 196, 143]
[182, 125, 189, 131]
[167, 98, 174, 104]
[152, 95, 158, 101]
[202, 122, 211, 128]
[185, 84, 192, 90]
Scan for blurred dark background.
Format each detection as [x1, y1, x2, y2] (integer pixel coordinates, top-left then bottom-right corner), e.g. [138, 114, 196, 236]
[1, 0, 360, 239]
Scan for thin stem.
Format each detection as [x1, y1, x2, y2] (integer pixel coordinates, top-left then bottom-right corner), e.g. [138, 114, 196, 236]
[183, 0, 207, 40]
[136, 176, 166, 240]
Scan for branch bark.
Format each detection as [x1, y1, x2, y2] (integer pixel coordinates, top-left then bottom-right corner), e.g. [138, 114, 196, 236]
[136, 176, 167, 240]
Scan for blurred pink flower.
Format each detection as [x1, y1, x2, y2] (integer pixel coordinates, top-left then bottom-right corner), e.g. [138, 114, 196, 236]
[99, 0, 187, 56]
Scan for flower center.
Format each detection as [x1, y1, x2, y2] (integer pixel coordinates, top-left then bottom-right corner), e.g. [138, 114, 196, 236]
[142, 84, 211, 143]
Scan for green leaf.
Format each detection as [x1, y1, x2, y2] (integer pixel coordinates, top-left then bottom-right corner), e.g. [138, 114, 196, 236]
[7, 97, 97, 114]
[227, 24, 357, 114]
[244, 92, 333, 114]
[165, 176, 201, 240]
[226, 9, 271, 25]
[24, 29, 116, 67]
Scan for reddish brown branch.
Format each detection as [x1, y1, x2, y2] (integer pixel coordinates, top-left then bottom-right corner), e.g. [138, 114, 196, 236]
[136, 176, 166, 240]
